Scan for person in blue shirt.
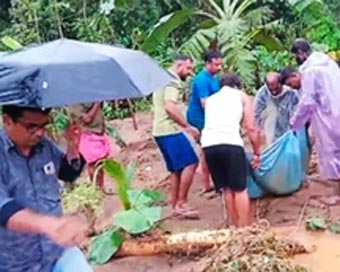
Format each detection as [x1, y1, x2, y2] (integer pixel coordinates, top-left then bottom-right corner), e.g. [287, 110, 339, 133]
[187, 50, 223, 194]
[0, 105, 92, 272]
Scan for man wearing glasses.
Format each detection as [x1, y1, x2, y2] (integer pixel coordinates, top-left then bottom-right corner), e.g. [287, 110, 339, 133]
[0, 105, 92, 271]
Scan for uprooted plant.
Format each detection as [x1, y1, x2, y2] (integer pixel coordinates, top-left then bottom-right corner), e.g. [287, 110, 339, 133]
[63, 181, 103, 235]
[195, 220, 310, 272]
[88, 159, 164, 265]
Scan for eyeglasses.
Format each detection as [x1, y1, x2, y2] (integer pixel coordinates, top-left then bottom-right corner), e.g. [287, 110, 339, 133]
[17, 120, 51, 135]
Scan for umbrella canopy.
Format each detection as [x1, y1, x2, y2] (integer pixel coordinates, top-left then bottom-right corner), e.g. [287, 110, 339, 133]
[0, 39, 173, 108]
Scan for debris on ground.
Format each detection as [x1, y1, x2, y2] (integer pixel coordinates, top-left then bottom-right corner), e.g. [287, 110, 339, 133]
[195, 220, 310, 272]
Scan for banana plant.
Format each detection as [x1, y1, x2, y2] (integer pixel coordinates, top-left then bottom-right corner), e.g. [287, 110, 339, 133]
[141, 0, 281, 88]
[89, 159, 164, 265]
[141, 0, 325, 88]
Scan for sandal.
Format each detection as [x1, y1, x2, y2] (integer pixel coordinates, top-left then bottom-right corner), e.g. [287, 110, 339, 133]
[174, 205, 200, 219]
[199, 187, 215, 196]
[200, 188, 220, 200]
[179, 203, 197, 211]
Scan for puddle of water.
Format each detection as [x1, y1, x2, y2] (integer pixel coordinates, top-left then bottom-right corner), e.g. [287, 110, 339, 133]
[276, 227, 340, 271]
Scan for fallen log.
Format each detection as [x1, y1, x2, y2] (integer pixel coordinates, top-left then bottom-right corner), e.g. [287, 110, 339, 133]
[113, 221, 310, 261]
[116, 229, 231, 257]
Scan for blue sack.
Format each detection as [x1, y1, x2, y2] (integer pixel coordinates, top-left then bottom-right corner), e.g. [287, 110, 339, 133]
[247, 128, 309, 199]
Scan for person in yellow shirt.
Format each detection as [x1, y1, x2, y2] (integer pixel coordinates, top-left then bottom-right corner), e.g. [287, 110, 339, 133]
[152, 55, 200, 219]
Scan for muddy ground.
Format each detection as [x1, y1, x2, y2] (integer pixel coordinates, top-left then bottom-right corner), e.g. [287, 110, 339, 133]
[91, 112, 340, 272]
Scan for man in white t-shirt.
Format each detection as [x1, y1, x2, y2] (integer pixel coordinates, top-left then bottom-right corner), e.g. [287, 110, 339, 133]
[201, 73, 261, 227]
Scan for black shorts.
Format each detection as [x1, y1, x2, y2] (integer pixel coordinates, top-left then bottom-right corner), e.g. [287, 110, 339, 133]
[203, 144, 248, 192]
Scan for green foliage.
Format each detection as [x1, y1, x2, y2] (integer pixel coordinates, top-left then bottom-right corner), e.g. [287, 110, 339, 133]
[89, 159, 164, 264]
[325, 0, 340, 26]
[46, 109, 69, 142]
[329, 222, 340, 234]
[0, 35, 22, 50]
[106, 124, 126, 148]
[103, 99, 152, 120]
[100, 159, 132, 210]
[126, 162, 137, 187]
[50, 109, 69, 131]
[145, 0, 285, 89]
[0, 0, 10, 31]
[62, 181, 104, 233]
[62, 181, 103, 215]
[46, 107, 127, 146]
[88, 227, 123, 265]
[2, 0, 335, 92]
[306, 217, 340, 234]
[307, 16, 340, 51]
[141, 8, 197, 54]
[128, 189, 164, 206]
[305, 217, 327, 231]
[114, 206, 161, 234]
[135, 98, 152, 112]
[252, 46, 293, 90]
[103, 102, 129, 120]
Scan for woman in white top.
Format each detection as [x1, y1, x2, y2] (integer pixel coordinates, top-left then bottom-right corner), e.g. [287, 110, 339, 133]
[201, 72, 261, 227]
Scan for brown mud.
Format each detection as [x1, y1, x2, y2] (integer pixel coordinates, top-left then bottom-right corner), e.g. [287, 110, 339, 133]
[91, 112, 340, 272]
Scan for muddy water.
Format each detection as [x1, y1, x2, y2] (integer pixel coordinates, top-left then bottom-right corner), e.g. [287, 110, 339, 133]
[277, 227, 340, 272]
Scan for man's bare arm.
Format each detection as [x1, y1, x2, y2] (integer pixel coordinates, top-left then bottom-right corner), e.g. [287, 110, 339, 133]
[83, 102, 101, 124]
[165, 100, 189, 128]
[7, 209, 52, 234]
[165, 100, 200, 140]
[7, 209, 87, 247]
[241, 92, 261, 155]
[200, 98, 207, 108]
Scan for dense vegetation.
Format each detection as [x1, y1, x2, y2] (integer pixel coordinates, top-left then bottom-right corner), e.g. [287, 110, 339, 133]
[1, 0, 340, 97]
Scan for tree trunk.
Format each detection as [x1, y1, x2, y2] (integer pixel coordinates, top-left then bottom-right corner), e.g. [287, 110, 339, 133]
[116, 229, 231, 257]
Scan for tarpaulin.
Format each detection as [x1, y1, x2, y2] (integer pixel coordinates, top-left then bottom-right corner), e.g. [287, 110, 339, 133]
[248, 128, 309, 199]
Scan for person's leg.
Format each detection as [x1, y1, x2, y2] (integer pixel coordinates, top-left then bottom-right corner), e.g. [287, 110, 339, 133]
[317, 179, 340, 205]
[170, 172, 180, 209]
[226, 145, 250, 227]
[223, 189, 238, 227]
[177, 163, 198, 206]
[155, 133, 199, 217]
[154, 135, 182, 210]
[79, 132, 112, 191]
[87, 162, 95, 183]
[233, 189, 251, 227]
[200, 150, 213, 191]
[172, 133, 200, 218]
[53, 247, 92, 272]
